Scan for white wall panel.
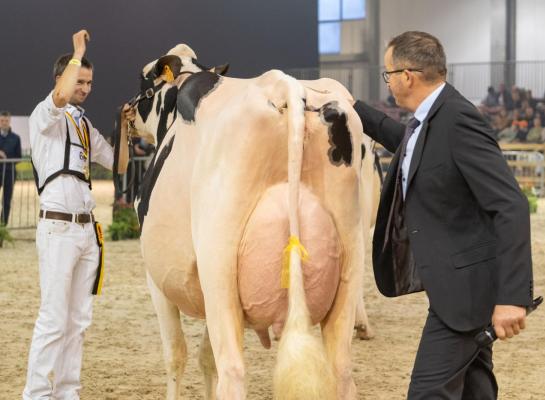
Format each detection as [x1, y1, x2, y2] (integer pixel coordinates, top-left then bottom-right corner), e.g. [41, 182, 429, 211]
[517, 0, 545, 61]
[379, 0, 492, 64]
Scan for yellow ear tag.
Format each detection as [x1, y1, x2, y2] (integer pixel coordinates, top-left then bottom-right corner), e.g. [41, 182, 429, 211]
[162, 65, 175, 82]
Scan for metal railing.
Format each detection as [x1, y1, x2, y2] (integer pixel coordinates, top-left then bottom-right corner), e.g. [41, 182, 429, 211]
[116, 156, 153, 204]
[0, 158, 39, 229]
[0, 156, 154, 230]
[501, 143, 545, 195]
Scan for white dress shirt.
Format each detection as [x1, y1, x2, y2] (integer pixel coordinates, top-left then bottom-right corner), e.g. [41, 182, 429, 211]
[401, 82, 446, 198]
[29, 93, 114, 213]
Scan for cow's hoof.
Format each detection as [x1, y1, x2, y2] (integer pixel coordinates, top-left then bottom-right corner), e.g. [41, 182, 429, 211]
[354, 324, 374, 340]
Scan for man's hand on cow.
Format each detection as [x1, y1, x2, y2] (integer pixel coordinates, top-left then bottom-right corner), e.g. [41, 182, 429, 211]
[72, 30, 90, 59]
[492, 304, 527, 340]
[121, 104, 136, 123]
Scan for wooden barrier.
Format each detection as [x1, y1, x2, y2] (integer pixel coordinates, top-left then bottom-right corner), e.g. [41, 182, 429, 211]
[500, 143, 545, 152]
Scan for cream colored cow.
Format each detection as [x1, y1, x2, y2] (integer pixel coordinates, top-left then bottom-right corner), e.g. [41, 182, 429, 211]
[129, 44, 376, 400]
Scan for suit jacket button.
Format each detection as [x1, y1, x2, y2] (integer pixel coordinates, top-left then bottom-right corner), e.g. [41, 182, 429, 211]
[411, 229, 419, 234]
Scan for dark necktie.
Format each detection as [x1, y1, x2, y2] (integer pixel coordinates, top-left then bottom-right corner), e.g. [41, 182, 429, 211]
[396, 117, 421, 181]
[384, 117, 421, 248]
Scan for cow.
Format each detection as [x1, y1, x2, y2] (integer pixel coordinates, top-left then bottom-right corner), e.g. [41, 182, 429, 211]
[127, 44, 376, 400]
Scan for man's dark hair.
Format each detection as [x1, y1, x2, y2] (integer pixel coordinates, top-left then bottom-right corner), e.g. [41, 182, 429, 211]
[0, 110, 11, 117]
[388, 31, 447, 82]
[53, 53, 93, 79]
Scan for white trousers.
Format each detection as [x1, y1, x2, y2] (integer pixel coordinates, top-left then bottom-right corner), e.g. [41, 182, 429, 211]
[23, 219, 99, 400]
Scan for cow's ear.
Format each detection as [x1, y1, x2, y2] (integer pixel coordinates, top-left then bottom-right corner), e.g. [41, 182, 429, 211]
[211, 63, 229, 76]
[154, 55, 182, 81]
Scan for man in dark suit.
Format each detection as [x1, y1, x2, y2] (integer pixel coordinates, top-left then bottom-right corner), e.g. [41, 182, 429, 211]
[0, 110, 22, 225]
[353, 31, 533, 399]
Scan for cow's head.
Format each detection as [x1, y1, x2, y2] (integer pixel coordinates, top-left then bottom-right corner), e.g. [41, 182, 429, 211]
[129, 44, 229, 147]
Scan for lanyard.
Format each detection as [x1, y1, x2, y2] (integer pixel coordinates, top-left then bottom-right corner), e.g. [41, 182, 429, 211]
[65, 112, 90, 155]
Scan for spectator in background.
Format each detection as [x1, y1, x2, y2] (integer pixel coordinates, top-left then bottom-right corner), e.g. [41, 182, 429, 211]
[491, 108, 510, 137]
[0, 110, 22, 225]
[520, 99, 530, 114]
[526, 116, 545, 143]
[483, 86, 499, 106]
[527, 89, 538, 108]
[536, 101, 545, 116]
[481, 86, 502, 115]
[498, 83, 514, 110]
[511, 109, 529, 141]
[523, 106, 535, 127]
[497, 121, 520, 143]
[511, 86, 523, 109]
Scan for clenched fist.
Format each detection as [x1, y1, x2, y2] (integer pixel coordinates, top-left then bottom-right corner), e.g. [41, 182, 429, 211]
[492, 304, 527, 340]
[72, 30, 90, 59]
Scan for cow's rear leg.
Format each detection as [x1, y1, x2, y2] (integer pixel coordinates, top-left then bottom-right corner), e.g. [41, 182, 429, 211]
[197, 247, 246, 399]
[147, 272, 187, 400]
[354, 296, 374, 340]
[203, 297, 246, 400]
[321, 237, 364, 400]
[199, 326, 218, 400]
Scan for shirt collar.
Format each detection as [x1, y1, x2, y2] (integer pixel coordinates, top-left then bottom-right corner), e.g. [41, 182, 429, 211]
[0, 129, 9, 138]
[67, 104, 85, 124]
[413, 82, 446, 123]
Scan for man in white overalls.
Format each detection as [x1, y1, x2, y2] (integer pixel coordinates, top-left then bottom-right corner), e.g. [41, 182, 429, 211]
[23, 30, 133, 400]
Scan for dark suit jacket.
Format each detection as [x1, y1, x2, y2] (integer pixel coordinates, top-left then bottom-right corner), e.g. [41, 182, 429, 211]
[0, 130, 22, 176]
[354, 83, 533, 331]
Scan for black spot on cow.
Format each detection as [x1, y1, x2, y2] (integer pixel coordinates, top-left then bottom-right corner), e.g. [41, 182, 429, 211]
[191, 57, 209, 71]
[155, 91, 162, 116]
[177, 71, 221, 122]
[136, 135, 175, 231]
[137, 71, 155, 123]
[361, 143, 366, 160]
[374, 151, 384, 186]
[157, 86, 178, 147]
[321, 101, 353, 166]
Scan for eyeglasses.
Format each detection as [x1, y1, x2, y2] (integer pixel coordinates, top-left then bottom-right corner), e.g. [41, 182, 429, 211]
[382, 68, 423, 83]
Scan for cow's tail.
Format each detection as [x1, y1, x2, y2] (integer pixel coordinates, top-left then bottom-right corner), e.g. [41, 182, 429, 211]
[273, 75, 336, 400]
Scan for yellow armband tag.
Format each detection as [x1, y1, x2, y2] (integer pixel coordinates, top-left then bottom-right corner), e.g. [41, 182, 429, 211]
[281, 235, 309, 288]
[92, 222, 105, 295]
[69, 58, 82, 66]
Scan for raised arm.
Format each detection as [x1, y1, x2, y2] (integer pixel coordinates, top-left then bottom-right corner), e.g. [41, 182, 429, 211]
[52, 30, 90, 108]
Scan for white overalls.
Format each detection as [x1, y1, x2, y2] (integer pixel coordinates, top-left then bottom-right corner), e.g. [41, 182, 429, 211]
[23, 93, 113, 400]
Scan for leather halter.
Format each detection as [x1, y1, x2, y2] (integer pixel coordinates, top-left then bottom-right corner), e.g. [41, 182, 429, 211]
[128, 81, 166, 108]
[127, 70, 195, 108]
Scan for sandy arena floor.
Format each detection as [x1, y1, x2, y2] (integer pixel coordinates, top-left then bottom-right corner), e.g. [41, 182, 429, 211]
[1, 180, 544, 399]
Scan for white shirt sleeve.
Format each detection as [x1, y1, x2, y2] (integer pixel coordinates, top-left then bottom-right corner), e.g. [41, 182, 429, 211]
[29, 92, 68, 135]
[90, 125, 114, 170]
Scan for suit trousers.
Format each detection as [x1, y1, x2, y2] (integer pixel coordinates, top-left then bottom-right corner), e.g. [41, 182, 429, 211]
[23, 219, 99, 400]
[408, 309, 498, 400]
[0, 168, 15, 225]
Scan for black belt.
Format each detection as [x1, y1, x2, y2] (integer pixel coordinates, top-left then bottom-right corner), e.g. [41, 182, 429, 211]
[39, 209, 95, 224]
